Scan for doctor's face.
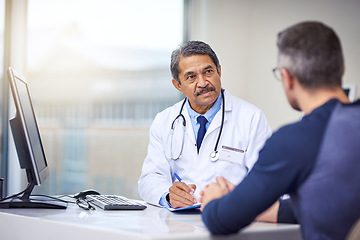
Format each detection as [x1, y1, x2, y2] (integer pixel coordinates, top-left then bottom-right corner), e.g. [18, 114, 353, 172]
[172, 55, 222, 114]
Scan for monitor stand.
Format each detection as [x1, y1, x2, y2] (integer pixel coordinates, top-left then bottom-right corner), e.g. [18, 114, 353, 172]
[0, 182, 67, 209]
[0, 195, 68, 209]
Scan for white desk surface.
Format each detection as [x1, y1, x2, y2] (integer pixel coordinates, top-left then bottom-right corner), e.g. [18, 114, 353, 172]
[0, 200, 302, 240]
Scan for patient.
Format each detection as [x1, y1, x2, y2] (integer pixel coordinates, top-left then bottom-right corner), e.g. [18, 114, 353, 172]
[200, 21, 360, 240]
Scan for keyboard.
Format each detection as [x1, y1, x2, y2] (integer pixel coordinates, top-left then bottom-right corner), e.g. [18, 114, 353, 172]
[86, 195, 147, 210]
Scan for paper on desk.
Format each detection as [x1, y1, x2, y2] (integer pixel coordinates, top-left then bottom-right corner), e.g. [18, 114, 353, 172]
[165, 203, 201, 212]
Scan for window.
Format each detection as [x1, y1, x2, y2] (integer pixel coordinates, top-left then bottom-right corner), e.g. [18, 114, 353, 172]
[24, 0, 183, 198]
[0, 0, 5, 183]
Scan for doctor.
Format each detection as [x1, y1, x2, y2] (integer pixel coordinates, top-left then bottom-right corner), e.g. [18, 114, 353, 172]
[138, 41, 272, 209]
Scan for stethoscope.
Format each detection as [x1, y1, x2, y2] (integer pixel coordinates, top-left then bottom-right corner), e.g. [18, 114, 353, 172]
[170, 89, 225, 162]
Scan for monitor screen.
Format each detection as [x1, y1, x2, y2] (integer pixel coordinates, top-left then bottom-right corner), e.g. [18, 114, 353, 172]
[9, 68, 49, 185]
[0, 67, 66, 208]
[342, 84, 357, 102]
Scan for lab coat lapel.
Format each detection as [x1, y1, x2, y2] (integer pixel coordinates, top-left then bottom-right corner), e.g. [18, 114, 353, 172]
[182, 90, 232, 144]
[207, 90, 231, 135]
[183, 107, 196, 144]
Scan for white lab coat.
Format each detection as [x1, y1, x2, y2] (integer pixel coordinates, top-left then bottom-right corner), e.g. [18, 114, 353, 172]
[138, 90, 272, 205]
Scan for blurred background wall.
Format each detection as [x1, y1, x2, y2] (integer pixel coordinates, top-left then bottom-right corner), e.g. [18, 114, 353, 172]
[188, 0, 360, 130]
[1, 0, 359, 199]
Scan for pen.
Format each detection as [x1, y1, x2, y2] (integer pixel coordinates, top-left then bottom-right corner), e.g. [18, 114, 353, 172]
[174, 172, 197, 203]
[174, 172, 182, 182]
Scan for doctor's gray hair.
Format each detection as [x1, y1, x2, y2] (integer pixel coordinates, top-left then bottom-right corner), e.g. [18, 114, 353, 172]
[171, 41, 220, 84]
[277, 21, 344, 89]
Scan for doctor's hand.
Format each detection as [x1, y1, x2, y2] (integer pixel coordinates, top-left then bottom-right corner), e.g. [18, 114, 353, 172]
[168, 182, 197, 208]
[199, 176, 235, 212]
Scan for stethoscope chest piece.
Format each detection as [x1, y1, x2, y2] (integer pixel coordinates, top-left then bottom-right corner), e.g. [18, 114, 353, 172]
[210, 151, 220, 162]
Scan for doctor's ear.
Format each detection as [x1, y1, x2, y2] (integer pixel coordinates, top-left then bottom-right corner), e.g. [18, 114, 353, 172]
[172, 78, 183, 93]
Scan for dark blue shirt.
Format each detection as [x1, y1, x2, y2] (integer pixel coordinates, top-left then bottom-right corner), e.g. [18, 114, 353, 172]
[202, 99, 360, 237]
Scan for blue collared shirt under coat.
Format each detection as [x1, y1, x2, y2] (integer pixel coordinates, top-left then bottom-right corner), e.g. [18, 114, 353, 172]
[186, 92, 222, 142]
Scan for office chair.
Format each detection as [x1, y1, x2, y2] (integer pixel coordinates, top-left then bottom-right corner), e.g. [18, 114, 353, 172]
[292, 102, 360, 239]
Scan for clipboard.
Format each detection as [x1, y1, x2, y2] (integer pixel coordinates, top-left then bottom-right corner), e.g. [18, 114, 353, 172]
[165, 203, 201, 212]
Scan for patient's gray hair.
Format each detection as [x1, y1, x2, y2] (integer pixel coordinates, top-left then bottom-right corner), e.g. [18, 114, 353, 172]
[277, 21, 344, 89]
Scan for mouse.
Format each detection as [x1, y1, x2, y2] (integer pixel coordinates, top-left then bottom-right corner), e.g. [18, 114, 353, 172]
[73, 189, 101, 199]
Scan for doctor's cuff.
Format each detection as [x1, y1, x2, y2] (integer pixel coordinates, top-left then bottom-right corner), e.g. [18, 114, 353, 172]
[159, 191, 172, 208]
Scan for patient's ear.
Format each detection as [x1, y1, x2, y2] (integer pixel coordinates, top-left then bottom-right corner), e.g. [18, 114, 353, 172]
[282, 68, 295, 91]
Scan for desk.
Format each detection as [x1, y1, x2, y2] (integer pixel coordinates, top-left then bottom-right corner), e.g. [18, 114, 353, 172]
[0, 200, 302, 240]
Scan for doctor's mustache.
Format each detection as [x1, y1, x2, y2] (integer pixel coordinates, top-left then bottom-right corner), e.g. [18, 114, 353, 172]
[194, 87, 216, 96]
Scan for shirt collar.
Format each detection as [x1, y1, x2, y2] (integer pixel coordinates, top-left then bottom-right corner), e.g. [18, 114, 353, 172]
[185, 92, 222, 124]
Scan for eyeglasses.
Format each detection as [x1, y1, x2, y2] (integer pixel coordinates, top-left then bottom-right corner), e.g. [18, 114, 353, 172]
[76, 198, 95, 210]
[272, 67, 282, 81]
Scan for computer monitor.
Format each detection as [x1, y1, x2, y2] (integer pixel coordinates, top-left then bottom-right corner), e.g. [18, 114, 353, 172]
[342, 84, 357, 102]
[0, 67, 67, 209]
